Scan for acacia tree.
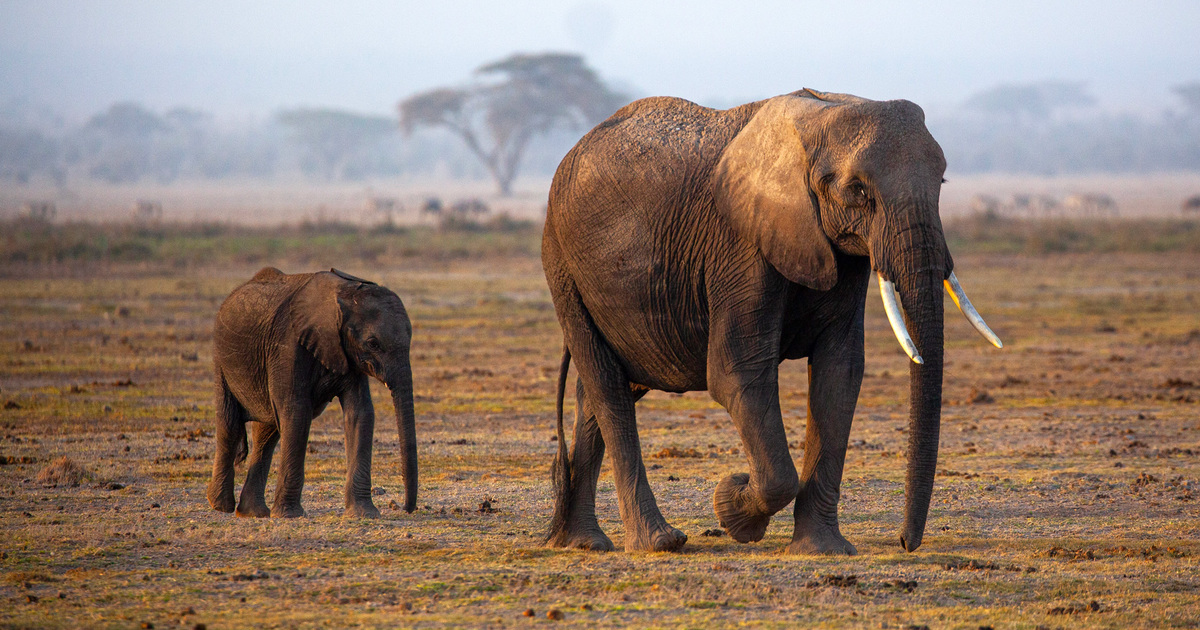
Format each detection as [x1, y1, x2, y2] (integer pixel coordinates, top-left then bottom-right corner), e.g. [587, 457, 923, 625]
[398, 53, 627, 195]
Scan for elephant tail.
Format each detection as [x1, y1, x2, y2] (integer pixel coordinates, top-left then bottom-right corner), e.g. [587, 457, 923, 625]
[546, 343, 573, 543]
[234, 426, 248, 465]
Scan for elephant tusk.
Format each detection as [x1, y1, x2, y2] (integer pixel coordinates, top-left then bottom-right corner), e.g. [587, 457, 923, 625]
[878, 273, 924, 365]
[944, 272, 1003, 349]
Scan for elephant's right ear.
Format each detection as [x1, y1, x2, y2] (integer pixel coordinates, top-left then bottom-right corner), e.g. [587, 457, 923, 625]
[712, 96, 837, 291]
[287, 276, 349, 374]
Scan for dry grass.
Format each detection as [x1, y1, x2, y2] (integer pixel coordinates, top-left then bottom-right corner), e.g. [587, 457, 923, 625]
[944, 214, 1200, 254]
[0, 224, 1198, 628]
[3, 216, 1199, 273]
[33, 457, 91, 487]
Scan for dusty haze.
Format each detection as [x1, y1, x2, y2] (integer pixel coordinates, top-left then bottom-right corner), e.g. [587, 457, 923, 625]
[3, 1, 1197, 118]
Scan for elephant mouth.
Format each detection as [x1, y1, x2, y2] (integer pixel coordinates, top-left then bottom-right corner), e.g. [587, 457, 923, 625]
[362, 359, 385, 382]
[876, 271, 1003, 364]
[833, 232, 869, 256]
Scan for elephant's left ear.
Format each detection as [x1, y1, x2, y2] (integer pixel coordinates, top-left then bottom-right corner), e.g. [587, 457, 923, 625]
[287, 276, 349, 374]
[712, 95, 837, 291]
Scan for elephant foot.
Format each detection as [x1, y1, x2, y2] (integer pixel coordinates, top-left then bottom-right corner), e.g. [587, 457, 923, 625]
[207, 481, 235, 513]
[787, 519, 857, 556]
[235, 500, 271, 518]
[625, 521, 687, 553]
[714, 473, 771, 543]
[270, 503, 306, 518]
[344, 500, 381, 519]
[546, 522, 615, 552]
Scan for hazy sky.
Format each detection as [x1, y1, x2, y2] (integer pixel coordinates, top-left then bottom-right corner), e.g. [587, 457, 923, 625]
[2, 0, 1197, 121]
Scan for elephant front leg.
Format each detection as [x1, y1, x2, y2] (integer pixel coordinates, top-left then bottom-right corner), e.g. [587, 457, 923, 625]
[709, 369, 801, 544]
[341, 378, 380, 518]
[236, 421, 279, 518]
[787, 341, 863, 555]
[546, 378, 615, 551]
[271, 399, 314, 518]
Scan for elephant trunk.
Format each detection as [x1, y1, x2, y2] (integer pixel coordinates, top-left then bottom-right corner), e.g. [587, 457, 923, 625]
[895, 269, 944, 552]
[873, 199, 949, 553]
[390, 367, 418, 513]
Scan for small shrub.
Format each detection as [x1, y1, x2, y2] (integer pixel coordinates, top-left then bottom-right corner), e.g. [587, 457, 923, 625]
[36, 456, 91, 487]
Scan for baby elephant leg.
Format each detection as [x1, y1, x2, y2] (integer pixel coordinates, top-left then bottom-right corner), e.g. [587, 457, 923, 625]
[271, 399, 313, 518]
[341, 377, 380, 518]
[236, 421, 279, 518]
[207, 382, 248, 513]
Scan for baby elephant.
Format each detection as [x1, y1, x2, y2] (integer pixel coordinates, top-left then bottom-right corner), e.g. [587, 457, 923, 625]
[206, 267, 417, 518]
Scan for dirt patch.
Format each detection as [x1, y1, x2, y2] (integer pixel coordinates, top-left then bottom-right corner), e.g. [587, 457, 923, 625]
[653, 446, 704, 458]
[1048, 600, 1105, 615]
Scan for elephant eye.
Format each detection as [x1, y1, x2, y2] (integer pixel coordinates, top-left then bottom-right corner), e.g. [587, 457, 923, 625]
[365, 337, 382, 351]
[847, 182, 869, 206]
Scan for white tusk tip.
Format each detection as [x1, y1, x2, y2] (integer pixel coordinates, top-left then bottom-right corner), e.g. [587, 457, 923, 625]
[878, 273, 924, 365]
[945, 272, 1005, 351]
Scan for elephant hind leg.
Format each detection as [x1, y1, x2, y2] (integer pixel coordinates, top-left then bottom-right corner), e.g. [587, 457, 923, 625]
[236, 421, 279, 518]
[557, 296, 684, 551]
[208, 380, 249, 513]
[546, 377, 618, 552]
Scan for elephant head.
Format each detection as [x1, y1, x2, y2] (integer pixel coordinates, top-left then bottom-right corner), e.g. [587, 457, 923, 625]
[289, 269, 418, 512]
[713, 89, 1001, 551]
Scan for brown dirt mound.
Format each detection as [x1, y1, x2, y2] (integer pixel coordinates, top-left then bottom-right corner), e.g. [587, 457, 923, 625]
[36, 456, 91, 487]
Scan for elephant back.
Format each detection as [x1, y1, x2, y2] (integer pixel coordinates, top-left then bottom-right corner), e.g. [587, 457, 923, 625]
[543, 98, 770, 392]
[547, 97, 765, 260]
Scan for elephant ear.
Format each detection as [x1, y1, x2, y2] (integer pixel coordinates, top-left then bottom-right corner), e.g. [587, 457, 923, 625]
[287, 274, 349, 374]
[712, 95, 838, 290]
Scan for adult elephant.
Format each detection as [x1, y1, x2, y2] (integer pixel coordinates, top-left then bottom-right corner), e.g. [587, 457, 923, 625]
[206, 267, 418, 518]
[542, 89, 1002, 554]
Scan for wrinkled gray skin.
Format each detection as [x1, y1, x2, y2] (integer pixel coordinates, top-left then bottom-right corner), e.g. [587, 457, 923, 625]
[206, 267, 417, 518]
[543, 89, 952, 554]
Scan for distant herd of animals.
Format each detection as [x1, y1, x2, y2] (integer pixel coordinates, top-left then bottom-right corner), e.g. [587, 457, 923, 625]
[15, 189, 1200, 227]
[195, 88, 1025, 557]
[969, 192, 1120, 218]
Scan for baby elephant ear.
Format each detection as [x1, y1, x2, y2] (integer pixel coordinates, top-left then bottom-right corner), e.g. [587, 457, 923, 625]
[288, 275, 349, 374]
[712, 95, 837, 290]
[330, 268, 377, 285]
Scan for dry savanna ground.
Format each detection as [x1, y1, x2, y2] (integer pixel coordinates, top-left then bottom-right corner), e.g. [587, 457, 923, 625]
[1, 218, 1198, 628]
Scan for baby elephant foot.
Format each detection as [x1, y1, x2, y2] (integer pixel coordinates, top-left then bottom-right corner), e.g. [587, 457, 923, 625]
[270, 503, 306, 518]
[714, 473, 771, 543]
[344, 500, 381, 519]
[787, 519, 857, 555]
[546, 522, 616, 552]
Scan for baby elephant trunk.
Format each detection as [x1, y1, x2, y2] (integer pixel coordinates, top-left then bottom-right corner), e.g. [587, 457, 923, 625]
[390, 368, 418, 513]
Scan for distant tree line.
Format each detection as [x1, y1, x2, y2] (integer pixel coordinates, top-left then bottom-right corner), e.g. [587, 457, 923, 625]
[3, 69, 1200, 191]
[929, 80, 1200, 174]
